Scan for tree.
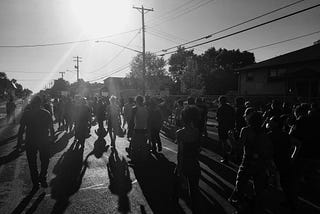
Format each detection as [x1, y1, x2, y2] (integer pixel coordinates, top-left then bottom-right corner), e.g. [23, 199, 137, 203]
[128, 52, 169, 90]
[168, 47, 204, 93]
[168, 47, 196, 82]
[198, 47, 255, 94]
[50, 78, 70, 97]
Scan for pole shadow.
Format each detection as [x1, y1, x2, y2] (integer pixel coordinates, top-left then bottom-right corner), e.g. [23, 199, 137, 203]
[50, 140, 87, 214]
[10, 189, 45, 214]
[107, 148, 132, 214]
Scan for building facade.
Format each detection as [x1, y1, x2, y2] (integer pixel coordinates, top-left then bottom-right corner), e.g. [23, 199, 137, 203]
[237, 44, 320, 100]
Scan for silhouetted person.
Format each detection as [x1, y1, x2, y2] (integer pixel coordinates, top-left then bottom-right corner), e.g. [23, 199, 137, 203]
[123, 97, 134, 131]
[148, 98, 163, 152]
[17, 96, 54, 190]
[6, 96, 16, 124]
[127, 95, 148, 161]
[174, 99, 184, 128]
[217, 96, 235, 164]
[107, 95, 121, 148]
[96, 98, 106, 130]
[267, 116, 299, 212]
[229, 111, 273, 213]
[74, 97, 91, 147]
[176, 105, 201, 214]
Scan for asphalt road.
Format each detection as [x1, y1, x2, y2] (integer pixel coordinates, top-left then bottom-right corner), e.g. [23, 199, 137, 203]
[0, 116, 319, 214]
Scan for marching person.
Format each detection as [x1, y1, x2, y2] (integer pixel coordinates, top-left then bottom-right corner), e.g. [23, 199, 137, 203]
[216, 96, 235, 164]
[17, 96, 54, 190]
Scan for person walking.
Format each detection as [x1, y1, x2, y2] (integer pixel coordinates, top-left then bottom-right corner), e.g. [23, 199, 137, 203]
[74, 97, 91, 147]
[107, 95, 121, 148]
[229, 111, 273, 213]
[176, 105, 201, 213]
[17, 96, 54, 190]
[6, 96, 16, 124]
[127, 95, 149, 162]
[148, 98, 163, 152]
[216, 96, 235, 164]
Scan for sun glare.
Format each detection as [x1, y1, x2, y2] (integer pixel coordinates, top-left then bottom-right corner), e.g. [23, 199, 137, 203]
[70, 0, 131, 36]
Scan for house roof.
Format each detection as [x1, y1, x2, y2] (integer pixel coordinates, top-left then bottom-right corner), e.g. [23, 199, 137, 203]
[237, 43, 320, 72]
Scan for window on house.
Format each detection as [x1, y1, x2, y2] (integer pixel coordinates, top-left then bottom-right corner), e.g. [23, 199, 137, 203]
[268, 68, 286, 81]
[246, 72, 254, 81]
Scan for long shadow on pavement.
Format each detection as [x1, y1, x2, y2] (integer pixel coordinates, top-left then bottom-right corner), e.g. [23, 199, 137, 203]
[10, 189, 45, 214]
[131, 152, 178, 214]
[0, 148, 23, 166]
[50, 140, 87, 214]
[107, 148, 132, 214]
[49, 132, 73, 158]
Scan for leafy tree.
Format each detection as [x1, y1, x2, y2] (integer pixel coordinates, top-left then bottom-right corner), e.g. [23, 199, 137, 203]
[128, 52, 169, 90]
[168, 47, 196, 82]
[50, 78, 70, 97]
[197, 47, 255, 94]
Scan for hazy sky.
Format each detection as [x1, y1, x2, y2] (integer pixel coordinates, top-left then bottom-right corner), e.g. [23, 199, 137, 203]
[0, 0, 319, 92]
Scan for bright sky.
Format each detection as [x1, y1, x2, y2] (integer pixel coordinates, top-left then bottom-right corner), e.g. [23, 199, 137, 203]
[0, 0, 319, 92]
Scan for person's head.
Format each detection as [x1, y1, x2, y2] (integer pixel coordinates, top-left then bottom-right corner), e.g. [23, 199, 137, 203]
[135, 95, 144, 106]
[128, 97, 134, 104]
[244, 107, 255, 124]
[109, 95, 117, 105]
[245, 101, 251, 108]
[294, 103, 309, 119]
[247, 111, 263, 131]
[271, 99, 281, 110]
[30, 96, 42, 108]
[177, 99, 183, 107]
[187, 96, 195, 105]
[219, 96, 227, 105]
[267, 116, 282, 131]
[235, 97, 245, 107]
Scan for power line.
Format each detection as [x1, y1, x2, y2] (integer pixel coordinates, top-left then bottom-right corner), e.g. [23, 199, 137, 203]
[91, 31, 141, 74]
[159, 3, 320, 56]
[147, 0, 215, 27]
[147, 0, 195, 24]
[245, 30, 320, 51]
[160, 0, 307, 53]
[0, 70, 51, 74]
[88, 64, 131, 82]
[0, 28, 140, 48]
[146, 30, 207, 52]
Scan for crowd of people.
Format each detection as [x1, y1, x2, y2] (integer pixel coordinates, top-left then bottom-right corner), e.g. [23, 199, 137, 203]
[216, 96, 320, 213]
[14, 92, 320, 213]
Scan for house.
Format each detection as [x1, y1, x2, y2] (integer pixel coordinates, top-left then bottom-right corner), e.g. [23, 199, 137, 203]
[237, 43, 320, 100]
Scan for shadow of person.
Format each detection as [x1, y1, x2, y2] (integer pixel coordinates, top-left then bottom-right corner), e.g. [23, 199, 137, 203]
[84, 128, 110, 162]
[107, 148, 132, 214]
[50, 140, 87, 214]
[132, 152, 181, 214]
[0, 148, 23, 166]
[49, 131, 73, 158]
[10, 188, 39, 214]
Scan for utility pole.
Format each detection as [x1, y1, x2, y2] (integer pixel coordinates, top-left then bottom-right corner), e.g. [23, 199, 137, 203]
[133, 5, 153, 95]
[59, 71, 65, 79]
[73, 56, 82, 82]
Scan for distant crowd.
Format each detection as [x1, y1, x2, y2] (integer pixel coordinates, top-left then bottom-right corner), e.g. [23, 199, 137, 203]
[13, 93, 320, 214]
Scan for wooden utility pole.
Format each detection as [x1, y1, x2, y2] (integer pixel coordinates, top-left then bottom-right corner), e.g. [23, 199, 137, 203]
[133, 5, 153, 95]
[59, 71, 65, 79]
[73, 56, 82, 82]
